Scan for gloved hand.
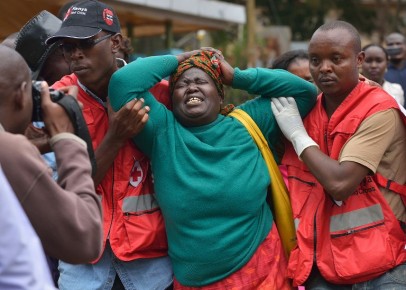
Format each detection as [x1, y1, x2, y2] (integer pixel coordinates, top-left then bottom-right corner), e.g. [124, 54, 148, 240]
[271, 97, 319, 158]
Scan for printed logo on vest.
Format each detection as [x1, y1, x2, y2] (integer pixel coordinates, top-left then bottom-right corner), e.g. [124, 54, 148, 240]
[130, 160, 143, 187]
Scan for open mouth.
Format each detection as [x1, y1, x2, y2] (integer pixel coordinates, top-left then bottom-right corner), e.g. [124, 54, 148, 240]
[185, 96, 203, 105]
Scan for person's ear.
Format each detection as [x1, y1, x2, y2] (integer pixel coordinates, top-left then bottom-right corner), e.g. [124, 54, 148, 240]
[14, 81, 29, 110]
[111, 33, 123, 54]
[357, 51, 365, 68]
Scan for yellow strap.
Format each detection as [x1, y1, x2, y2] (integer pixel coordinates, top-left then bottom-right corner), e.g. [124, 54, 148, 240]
[229, 109, 297, 257]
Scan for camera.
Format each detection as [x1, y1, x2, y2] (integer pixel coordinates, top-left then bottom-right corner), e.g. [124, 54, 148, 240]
[31, 81, 97, 176]
[31, 81, 65, 122]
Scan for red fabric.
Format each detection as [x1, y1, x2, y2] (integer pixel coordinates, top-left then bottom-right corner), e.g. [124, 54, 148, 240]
[52, 75, 170, 262]
[283, 82, 406, 286]
[174, 224, 293, 290]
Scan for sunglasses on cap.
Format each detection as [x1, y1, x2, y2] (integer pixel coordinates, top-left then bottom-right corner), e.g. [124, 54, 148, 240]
[59, 33, 113, 54]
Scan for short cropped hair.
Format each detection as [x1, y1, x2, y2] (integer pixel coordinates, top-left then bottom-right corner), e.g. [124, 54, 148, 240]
[316, 20, 361, 53]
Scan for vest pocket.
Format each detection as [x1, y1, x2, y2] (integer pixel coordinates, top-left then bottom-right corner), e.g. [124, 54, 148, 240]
[122, 208, 168, 252]
[329, 218, 396, 279]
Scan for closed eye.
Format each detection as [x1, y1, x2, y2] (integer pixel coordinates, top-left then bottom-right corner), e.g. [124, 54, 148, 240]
[175, 82, 186, 89]
[195, 79, 208, 84]
[332, 55, 342, 63]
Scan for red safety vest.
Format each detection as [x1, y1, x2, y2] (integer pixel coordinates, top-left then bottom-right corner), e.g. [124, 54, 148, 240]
[53, 74, 170, 262]
[283, 82, 406, 286]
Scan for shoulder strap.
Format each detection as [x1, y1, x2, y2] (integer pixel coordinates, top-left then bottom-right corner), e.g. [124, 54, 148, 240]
[228, 108, 296, 257]
[374, 173, 406, 206]
[57, 95, 97, 176]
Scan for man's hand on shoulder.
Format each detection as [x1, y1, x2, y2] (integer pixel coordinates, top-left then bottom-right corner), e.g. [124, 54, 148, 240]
[106, 97, 149, 144]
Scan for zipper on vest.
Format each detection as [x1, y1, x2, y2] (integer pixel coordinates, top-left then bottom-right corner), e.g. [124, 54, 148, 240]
[107, 162, 115, 239]
[330, 222, 385, 238]
[288, 176, 316, 186]
[324, 130, 330, 155]
[313, 207, 318, 263]
[124, 208, 160, 219]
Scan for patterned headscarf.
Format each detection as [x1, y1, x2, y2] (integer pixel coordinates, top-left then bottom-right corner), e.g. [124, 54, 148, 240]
[169, 50, 225, 99]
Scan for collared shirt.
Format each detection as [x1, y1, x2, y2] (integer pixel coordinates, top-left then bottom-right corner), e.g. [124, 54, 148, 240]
[77, 80, 106, 107]
[0, 165, 56, 290]
[385, 63, 406, 96]
[383, 80, 405, 107]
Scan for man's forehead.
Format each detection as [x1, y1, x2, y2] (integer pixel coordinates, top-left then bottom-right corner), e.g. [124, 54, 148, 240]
[310, 30, 353, 49]
[386, 34, 405, 44]
[312, 28, 351, 41]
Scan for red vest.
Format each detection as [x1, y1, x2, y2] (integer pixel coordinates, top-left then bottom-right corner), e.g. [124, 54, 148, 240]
[53, 74, 171, 261]
[283, 82, 406, 286]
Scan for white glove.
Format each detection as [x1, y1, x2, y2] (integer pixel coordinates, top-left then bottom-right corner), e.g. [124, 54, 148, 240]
[271, 97, 319, 158]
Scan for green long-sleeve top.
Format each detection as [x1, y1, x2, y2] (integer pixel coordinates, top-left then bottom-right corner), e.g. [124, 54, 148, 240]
[109, 55, 317, 286]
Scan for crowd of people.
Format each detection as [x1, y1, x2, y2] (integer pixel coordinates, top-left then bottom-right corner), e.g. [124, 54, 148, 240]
[1, 0, 405, 289]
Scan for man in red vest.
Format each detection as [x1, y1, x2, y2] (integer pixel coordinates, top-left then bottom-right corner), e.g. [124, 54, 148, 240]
[46, 1, 172, 289]
[271, 20, 406, 289]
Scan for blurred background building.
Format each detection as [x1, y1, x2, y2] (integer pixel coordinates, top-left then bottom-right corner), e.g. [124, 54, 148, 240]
[0, 0, 245, 58]
[3, 0, 406, 102]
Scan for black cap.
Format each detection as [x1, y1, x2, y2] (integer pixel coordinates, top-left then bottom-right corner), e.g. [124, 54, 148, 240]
[15, 10, 62, 80]
[46, 0, 120, 45]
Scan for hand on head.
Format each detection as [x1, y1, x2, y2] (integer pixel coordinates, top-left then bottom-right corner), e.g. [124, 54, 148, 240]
[175, 50, 202, 63]
[176, 48, 234, 87]
[200, 47, 234, 85]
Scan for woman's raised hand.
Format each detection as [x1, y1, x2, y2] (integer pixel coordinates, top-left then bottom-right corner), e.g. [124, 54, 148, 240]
[202, 47, 235, 86]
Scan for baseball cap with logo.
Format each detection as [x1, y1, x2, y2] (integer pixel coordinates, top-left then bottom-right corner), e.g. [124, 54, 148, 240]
[46, 0, 120, 45]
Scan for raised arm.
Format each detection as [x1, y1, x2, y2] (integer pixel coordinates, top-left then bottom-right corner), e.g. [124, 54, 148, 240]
[109, 55, 179, 112]
[233, 68, 317, 117]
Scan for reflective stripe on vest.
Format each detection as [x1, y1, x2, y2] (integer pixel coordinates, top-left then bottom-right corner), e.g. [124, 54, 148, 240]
[294, 218, 300, 230]
[122, 195, 159, 213]
[330, 204, 384, 233]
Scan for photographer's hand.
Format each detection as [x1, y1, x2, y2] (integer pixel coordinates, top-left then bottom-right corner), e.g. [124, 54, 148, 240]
[25, 124, 52, 154]
[41, 82, 75, 136]
[56, 85, 80, 105]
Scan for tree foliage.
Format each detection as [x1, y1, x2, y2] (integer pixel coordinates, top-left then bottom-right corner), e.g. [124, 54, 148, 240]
[258, 0, 377, 40]
[223, 0, 406, 41]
